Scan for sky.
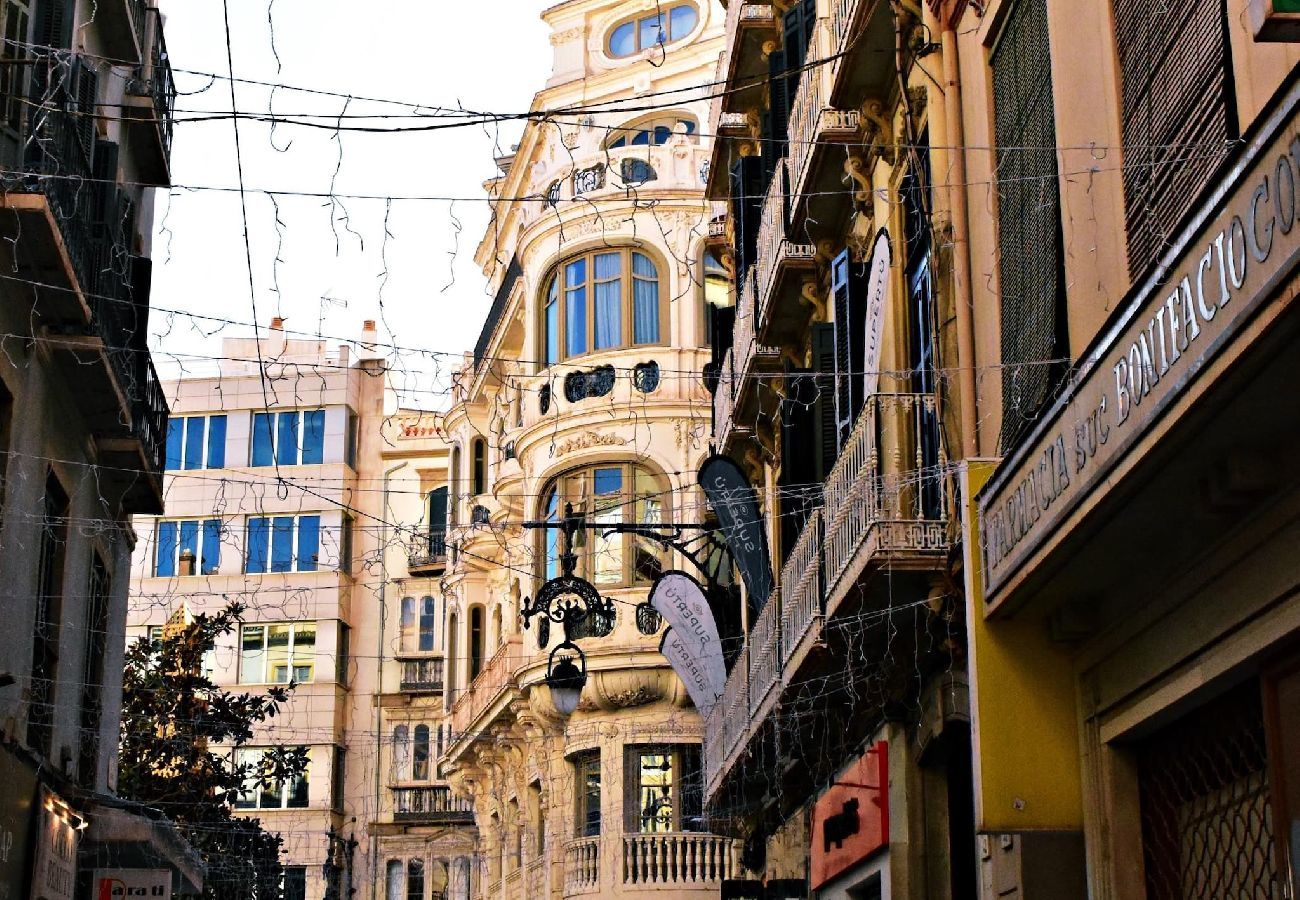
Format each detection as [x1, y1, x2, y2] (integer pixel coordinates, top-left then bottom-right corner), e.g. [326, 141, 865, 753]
[149, 0, 554, 406]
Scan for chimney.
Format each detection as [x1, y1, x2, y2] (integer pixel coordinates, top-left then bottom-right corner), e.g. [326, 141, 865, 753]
[357, 319, 384, 366]
[270, 317, 284, 330]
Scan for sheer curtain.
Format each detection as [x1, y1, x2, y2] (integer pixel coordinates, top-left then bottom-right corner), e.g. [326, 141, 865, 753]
[593, 252, 622, 350]
[632, 252, 659, 343]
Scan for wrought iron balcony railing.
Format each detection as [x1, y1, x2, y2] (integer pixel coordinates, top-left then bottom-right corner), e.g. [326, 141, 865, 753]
[391, 785, 474, 824]
[407, 530, 448, 573]
[398, 655, 444, 694]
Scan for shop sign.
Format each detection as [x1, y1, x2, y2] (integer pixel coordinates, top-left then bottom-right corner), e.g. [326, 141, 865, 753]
[980, 79, 1300, 609]
[93, 869, 172, 900]
[30, 788, 78, 900]
[650, 571, 726, 712]
[810, 742, 888, 890]
[0, 749, 37, 900]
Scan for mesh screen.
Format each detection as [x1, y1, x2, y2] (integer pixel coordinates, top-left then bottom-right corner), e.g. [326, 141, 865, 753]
[990, 0, 1066, 451]
[1113, 0, 1232, 280]
[1137, 680, 1283, 899]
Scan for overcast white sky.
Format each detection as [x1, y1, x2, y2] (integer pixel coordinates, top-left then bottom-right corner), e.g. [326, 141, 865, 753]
[149, 1, 554, 407]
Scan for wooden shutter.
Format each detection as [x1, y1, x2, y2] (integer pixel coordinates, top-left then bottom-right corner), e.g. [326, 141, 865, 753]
[811, 322, 838, 480]
[1113, 0, 1234, 278]
[33, 0, 68, 50]
[831, 250, 869, 449]
[779, 359, 821, 564]
[729, 155, 765, 281]
[990, 0, 1069, 451]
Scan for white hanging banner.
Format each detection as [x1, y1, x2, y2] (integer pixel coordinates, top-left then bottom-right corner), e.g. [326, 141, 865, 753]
[650, 571, 726, 712]
[863, 229, 891, 397]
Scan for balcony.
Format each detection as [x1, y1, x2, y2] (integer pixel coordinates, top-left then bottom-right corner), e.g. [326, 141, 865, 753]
[718, 1, 777, 119]
[390, 785, 475, 825]
[753, 159, 818, 349]
[446, 635, 525, 756]
[561, 833, 742, 897]
[712, 346, 737, 450]
[122, 7, 175, 185]
[785, 28, 863, 223]
[704, 393, 950, 802]
[98, 0, 150, 66]
[407, 530, 448, 576]
[397, 655, 444, 694]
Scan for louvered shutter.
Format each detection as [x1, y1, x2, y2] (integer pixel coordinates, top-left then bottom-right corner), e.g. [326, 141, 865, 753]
[1113, 0, 1234, 278]
[831, 250, 869, 449]
[730, 155, 765, 281]
[779, 362, 820, 564]
[73, 58, 96, 170]
[811, 322, 838, 480]
[764, 49, 790, 184]
[33, 0, 69, 50]
[991, 0, 1069, 451]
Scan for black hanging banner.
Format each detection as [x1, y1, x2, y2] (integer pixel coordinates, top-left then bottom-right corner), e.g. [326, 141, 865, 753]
[698, 454, 773, 614]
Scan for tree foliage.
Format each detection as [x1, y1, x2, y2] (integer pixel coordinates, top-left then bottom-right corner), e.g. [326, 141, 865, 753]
[118, 602, 308, 899]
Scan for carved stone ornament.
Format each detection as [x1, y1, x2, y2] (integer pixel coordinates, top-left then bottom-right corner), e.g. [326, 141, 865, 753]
[555, 430, 629, 455]
[549, 26, 584, 46]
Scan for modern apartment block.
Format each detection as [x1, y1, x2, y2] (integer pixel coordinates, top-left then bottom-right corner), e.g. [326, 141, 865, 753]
[0, 0, 196, 895]
[432, 2, 743, 898]
[126, 325, 473, 900]
[703, 0, 1300, 896]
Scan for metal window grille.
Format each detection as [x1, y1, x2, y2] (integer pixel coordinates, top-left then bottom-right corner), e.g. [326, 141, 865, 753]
[990, 0, 1068, 451]
[1137, 680, 1282, 899]
[1113, 0, 1235, 279]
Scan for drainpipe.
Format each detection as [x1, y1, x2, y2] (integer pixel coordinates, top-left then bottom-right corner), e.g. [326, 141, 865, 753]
[372, 460, 409, 900]
[941, 12, 981, 458]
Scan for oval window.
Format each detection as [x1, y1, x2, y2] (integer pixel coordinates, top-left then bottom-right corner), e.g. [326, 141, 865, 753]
[607, 4, 699, 58]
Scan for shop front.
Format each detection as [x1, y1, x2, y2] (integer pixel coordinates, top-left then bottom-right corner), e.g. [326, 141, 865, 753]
[969, 73, 1300, 896]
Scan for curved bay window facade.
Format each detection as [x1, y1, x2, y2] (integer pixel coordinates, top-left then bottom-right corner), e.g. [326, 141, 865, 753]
[538, 463, 668, 588]
[542, 248, 665, 365]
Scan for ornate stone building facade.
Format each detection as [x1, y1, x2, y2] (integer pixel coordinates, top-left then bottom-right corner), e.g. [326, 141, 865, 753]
[436, 2, 745, 897]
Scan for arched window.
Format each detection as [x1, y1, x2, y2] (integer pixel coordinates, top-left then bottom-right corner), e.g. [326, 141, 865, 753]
[399, 597, 416, 652]
[449, 446, 462, 524]
[605, 115, 698, 149]
[386, 861, 403, 900]
[471, 438, 486, 496]
[543, 248, 664, 366]
[419, 596, 436, 652]
[538, 463, 669, 588]
[469, 606, 485, 679]
[607, 4, 698, 58]
[413, 725, 430, 781]
[428, 487, 448, 556]
[491, 606, 503, 650]
[392, 725, 411, 781]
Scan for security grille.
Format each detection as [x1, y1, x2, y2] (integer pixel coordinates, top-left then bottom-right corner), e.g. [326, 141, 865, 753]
[1113, 0, 1235, 279]
[989, 0, 1068, 451]
[1137, 680, 1283, 899]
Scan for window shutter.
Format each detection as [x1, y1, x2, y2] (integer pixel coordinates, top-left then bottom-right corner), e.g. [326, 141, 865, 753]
[729, 155, 765, 282]
[73, 59, 96, 168]
[1113, 0, 1234, 279]
[830, 251, 869, 448]
[990, 0, 1069, 451]
[811, 322, 838, 480]
[767, 49, 790, 150]
[33, 0, 69, 50]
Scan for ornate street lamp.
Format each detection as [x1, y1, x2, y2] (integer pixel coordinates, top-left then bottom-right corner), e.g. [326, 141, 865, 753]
[521, 503, 616, 717]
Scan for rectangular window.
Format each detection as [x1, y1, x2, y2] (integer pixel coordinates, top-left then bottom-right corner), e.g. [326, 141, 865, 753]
[545, 278, 560, 366]
[623, 745, 703, 833]
[154, 518, 221, 577]
[339, 515, 354, 575]
[245, 515, 320, 573]
[575, 750, 601, 837]
[345, 411, 359, 468]
[147, 624, 216, 679]
[336, 623, 350, 685]
[1113, 0, 1236, 279]
[28, 473, 67, 756]
[239, 622, 316, 684]
[251, 409, 325, 466]
[0, 376, 12, 509]
[565, 259, 588, 357]
[234, 747, 309, 809]
[78, 553, 110, 788]
[164, 414, 227, 471]
[282, 867, 307, 900]
[990, 0, 1070, 450]
[332, 746, 346, 812]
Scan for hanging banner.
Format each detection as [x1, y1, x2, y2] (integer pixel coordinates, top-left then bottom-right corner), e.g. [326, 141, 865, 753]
[650, 571, 726, 712]
[862, 229, 891, 398]
[699, 455, 773, 614]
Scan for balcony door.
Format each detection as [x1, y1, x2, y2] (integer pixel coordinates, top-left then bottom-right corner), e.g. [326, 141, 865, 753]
[901, 148, 942, 520]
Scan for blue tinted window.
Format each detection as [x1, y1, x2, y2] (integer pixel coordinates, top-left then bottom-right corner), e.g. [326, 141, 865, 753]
[183, 417, 205, 470]
[179, 520, 199, 569]
[270, 517, 295, 572]
[206, 415, 227, 468]
[202, 519, 221, 575]
[297, 516, 320, 572]
[155, 521, 178, 577]
[609, 136, 626, 149]
[609, 21, 636, 56]
[252, 414, 274, 466]
[419, 597, 436, 652]
[301, 410, 325, 464]
[640, 13, 664, 48]
[165, 420, 183, 471]
[594, 467, 623, 498]
[566, 260, 587, 357]
[545, 280, 560, 366]
[653, 125, 671, 145]
[276, 413, 299, 466]
[669, 4, 697, 40]
[246, 517, 269, 574]
[631, 130, 650, 146]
